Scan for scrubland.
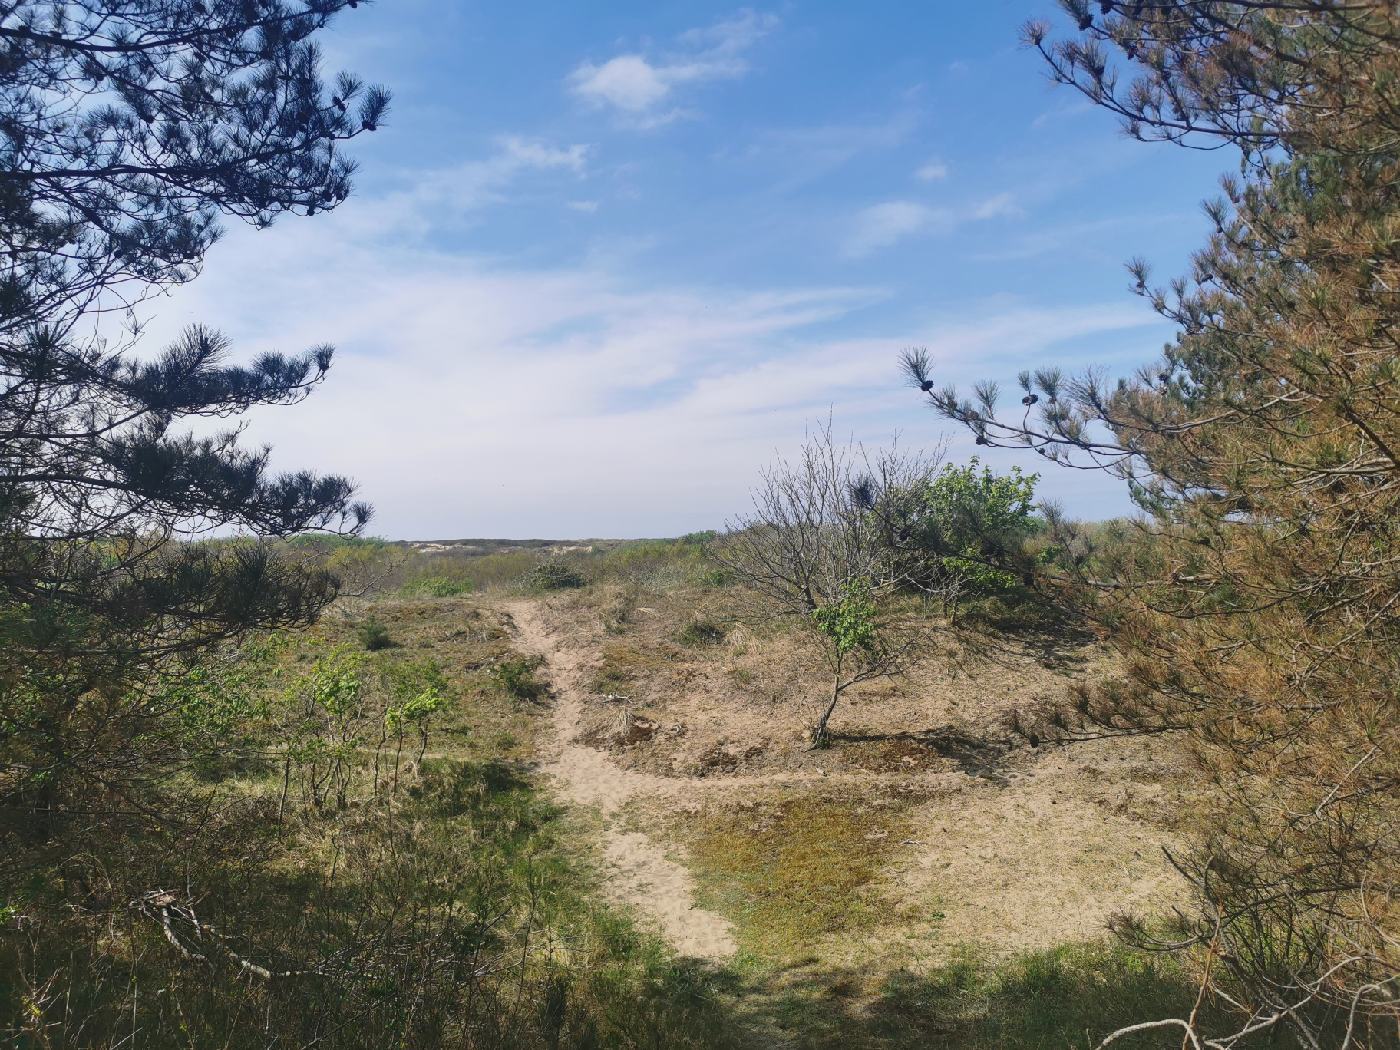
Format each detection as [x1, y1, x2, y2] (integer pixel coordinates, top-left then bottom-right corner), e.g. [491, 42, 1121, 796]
[4, 535, 1262, 1049]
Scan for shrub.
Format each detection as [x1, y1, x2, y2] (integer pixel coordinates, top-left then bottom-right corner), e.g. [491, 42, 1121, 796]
[521, 562, 586, 591]
[357, 619, 395, 651]
[676, 618, 726, 646]
[699, 566, 734, 588]
[602, 587, 640, 635]
[402, 575, 473, 598]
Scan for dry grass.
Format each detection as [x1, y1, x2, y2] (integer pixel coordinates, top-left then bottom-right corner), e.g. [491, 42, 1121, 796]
[511, 575, 1193, 974]
[17, 537, 1219, 1050]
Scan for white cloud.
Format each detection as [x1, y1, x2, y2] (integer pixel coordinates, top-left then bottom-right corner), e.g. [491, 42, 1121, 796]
[497, 135, 590, 174]
[139, 183, 1157, 537]
[568, 10, 778, 126]
[570, 55, 672, 114]
[844, 201, 951, 258]
[972, 192, 1022, 220]
[915, 159, 949, 181]
[341, 135, 591, 239]
[843, 192, 1024, 257]
[567, 199, 600, 213]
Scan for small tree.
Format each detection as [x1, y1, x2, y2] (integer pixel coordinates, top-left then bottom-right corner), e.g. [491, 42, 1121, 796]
[720, 423, 940, 747]
[0, 0, 385, 856]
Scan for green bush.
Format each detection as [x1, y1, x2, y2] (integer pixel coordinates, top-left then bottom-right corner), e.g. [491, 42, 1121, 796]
[402, 575, 473, 598]
[357, 618, 395, 651]
[883, 458, 1043, 616]
[521, 562, 586, 591]
[698, 566, 734, 588]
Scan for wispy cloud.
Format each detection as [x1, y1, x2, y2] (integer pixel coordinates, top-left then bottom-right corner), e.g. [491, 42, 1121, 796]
[496, 135, 590, 174]
[914, 159, 949, 181]
[972, 192, 1022, 220]
[142, 182, 1157, 537]
[843, 191, 1024, 258]
[844, 201, 951, 258]
[567, 10, 778, 127]
[340, 135, 591, 240]
[718, 107, 923, 194]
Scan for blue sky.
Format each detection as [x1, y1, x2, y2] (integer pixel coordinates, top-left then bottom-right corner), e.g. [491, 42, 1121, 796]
[150, 1, 1229, 539]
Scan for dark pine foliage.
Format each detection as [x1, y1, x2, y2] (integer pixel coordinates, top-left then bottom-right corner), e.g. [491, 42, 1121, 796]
[0, 1, 384, 841]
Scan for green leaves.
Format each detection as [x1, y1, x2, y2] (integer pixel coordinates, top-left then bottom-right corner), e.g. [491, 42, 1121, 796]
[810, 583, 879, 657]
[906, 458, 1041, 598]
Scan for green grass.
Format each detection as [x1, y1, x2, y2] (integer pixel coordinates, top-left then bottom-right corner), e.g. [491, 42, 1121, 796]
[400, 574, 474, 597]
[664, 784, 1247, 1049]
[676, 617, 727, 646]
[740, 941, 1220, 1050]
[493, 654, 548, 703]
[587, 640, 671, 696]
[678, 793, 913, 959]
[5, 589, 1287, 1050]
[2, 597, 748, 1050]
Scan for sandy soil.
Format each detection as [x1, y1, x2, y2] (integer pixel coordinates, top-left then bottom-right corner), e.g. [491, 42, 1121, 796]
[504, 591, 1189, 963]
[890, 741, 1184, 952]
[505, 599, 738, 961]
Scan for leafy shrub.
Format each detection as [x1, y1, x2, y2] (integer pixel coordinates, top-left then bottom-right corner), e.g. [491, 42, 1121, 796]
[357, 618, 395, 651]
[810, 584, 878, 656]
[881, 458, 1042, 618]
[493, 656, 547, 702]
[521, 562, 586, 591]
[402, 575, 473, 598]
[676, 618, 726, 646]
[698, 566, 734, 587]
[602, 587, 640, 635]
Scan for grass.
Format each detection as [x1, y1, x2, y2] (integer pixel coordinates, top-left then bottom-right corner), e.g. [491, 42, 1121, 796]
[400, 574, 474, 597]
[661, 777, 1240, 1049]
[6, 548, 1291, 1050]
[2, 597, 747, 1050]
[677, 617, 727, 646]
[588, 639, 671, 696]
[493, 654, 548, 703]
[293, 534, 734, 598]
[675, 792, 915, 960]
[357, 616, 395, 650]
[740, 941, 1222, 1050]
[522, 562, 588, 591]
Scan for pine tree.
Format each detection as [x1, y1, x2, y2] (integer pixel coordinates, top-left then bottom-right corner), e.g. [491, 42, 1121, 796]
[0, 2, 385, 838]
[905, 3, 1398, 1044]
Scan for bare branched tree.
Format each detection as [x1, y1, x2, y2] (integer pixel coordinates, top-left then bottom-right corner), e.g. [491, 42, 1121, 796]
[719, 422, 944, 747]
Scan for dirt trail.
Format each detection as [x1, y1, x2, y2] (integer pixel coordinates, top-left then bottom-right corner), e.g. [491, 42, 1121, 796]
[505, 595, 1183, 963]
[505, 599, 737, 961]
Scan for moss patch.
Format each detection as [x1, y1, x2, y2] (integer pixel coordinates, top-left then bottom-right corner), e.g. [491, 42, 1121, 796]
[678, 793, 913, 960]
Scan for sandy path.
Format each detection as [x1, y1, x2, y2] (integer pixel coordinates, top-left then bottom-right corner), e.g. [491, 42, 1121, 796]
[505, 597, 1182, 963]
[505, 599, 738, 961]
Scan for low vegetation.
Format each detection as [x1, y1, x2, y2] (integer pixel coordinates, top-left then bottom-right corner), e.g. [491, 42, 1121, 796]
[4, 2, 1395, 1047]
[0, 602, 739, 1049]
[677, 792, 917, 959]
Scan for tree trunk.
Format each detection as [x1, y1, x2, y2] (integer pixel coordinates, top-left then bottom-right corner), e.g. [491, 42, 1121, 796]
[809, 675, 843, 749]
